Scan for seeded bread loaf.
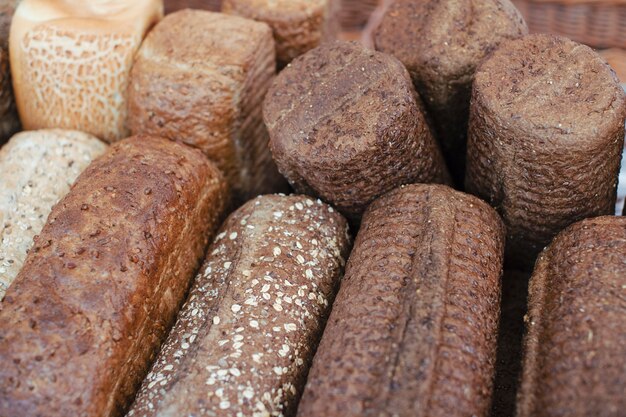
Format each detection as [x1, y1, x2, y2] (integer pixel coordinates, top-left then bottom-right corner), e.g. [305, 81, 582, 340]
[128, 194, 350, 417]
[0, 129, 107, 300]
[0, 136, 228, 417]
[465, 34, 626, 269]
[222, 0, 338, 67]
[10, 0, 163, 142]
[128, 10, 286, 202]
[374, 0, 527, 184]
[264, 41, 449, 224]
[517, 216, 626, 417]
[297, 184, 505, 417]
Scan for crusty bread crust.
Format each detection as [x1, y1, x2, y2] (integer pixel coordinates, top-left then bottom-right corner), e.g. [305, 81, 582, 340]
[517, 216, 626, 417]
[128, 194, 350, 417]
[0, 129, 107, 299]
[297, 184, 505, 417]
[0, 136, 228, 417]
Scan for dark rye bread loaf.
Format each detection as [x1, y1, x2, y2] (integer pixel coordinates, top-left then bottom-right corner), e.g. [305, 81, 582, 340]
[374, 0, 527, 184]
[517, 216, 626, 417]
[297, 184, 505, 417]
[465, 34, 626, 270]
[0, 136, 229, 417]
[264, 41, 449, 224]
[128, 10, 286, 203]
[127, 194, 351, 417]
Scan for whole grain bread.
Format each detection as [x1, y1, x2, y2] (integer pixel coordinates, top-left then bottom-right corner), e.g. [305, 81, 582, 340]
[339, 0, 378, 28]
[127, 194, 350, 417]
[374, 0, 527, 184]
[517, 216, 626, 417]
[465, 34, 626, 270]
[297, 184, 505, 417]
[0, 136, 228, 417]
[128, 10, 287, 202]
[264, 41, 450, 224]
[0, 129, 107, 300]
[10, 0, 163, 142]
[222, 0, 338, 67]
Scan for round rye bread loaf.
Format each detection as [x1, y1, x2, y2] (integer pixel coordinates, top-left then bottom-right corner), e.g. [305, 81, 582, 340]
[264, 41, 450, 224]
[465, 34, 626, 270]
[374, 0, 528, 184]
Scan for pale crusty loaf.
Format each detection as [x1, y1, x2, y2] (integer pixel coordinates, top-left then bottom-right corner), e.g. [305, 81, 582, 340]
[222, 0, 338, 67]
[10, 0, 163, 142]
[128, 194, 351, 417]
[0, 129, 107, 300]
[0, 136, 228, 417]
[517, 216, 626, 417]
[297, 184, 505, 417]
[128, 10, 287, 202]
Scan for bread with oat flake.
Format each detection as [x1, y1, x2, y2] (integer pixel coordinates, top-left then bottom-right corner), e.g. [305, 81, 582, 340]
[127, 194, 351, 417]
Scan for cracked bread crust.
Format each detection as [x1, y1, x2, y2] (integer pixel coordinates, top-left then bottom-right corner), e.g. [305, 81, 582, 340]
[297, 184, 505, 417]
[0, 136, 229, 417]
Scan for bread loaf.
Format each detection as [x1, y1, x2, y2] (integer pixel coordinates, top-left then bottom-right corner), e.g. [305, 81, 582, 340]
[374, 0, 527, 184]
[0, 129, 107, 300]
[264, 41, 449, 224]
[339, 0, 378, 28]
[297, 184, 505, 417]
[165, 0, 221, 13]
[128, 10, 286, 202]
[0, 1, 19, 143]
[517, 216, 626, 417]
[222, 0, 338, 67]
[0, 136, 228, 417]
[465, 34, 626, 269]
[127, 194, 350, 417]
[10, 0, 163, 142]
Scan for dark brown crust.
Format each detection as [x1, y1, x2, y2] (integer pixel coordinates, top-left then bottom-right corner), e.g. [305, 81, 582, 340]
[264, 41, 449, 223]
[128, 10, 287, 203]
[465, 34, 626, 270]
[297, 184, 505, 417]
[374, 0, 527, 184]
[517, 216, 626, 417]
[128, 194, 351, 417]
[0, 3, 20, 143]
[0, 136, 229, 417]
[164, 0, 222, 13]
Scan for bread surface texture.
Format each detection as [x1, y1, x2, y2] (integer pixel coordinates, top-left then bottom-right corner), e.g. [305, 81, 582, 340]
[128, 194, 350, 417]
[0, 129, 107, 299]
[0, 135, 228, 417]
[297, 184, 505, 417]
[517, 216, 626, 417]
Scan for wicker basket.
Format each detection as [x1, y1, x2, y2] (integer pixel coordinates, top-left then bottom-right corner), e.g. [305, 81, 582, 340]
[513, 0, 626, 49]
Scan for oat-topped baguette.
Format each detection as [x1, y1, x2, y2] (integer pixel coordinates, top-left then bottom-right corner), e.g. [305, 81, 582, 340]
[297, 184, 505, 417]
[10, 0, 163, 142]
[0, 136, 228, 417]
[264, 41, 449, 224]
[128, 10, 286, 202]
[0, 129, 107, 300]
[127, 194, 351, 417]
[222, 0, 338, 67]
[517, 216, 626, 417]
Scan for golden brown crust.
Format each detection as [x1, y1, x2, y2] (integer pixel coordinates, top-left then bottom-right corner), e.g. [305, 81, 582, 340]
[517, 216, 626, 417]
[297, 184, 505, 417]
[0, 136, 229, 417]
[128, 10, 287, 202]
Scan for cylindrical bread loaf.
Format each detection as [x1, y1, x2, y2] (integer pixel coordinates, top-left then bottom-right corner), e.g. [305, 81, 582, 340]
[0, 136, 229, 417]
[128, 10, 287, 202]
[374, 0, 527, 184]
[165, 0, 221, 13]
[9, 0, 163, 142]
[0, 129, 107, 299]
[517, 216, 626, 417]
[127, 194, 351, 417]
[222, 0, 338, 67]
[297, 184, 505, 417]
[264, 41, 450, 224]
[465, 34, 626, 269]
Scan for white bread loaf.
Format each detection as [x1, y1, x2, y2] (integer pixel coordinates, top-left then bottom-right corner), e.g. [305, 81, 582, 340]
[9, 0, 163, 142]
[0, 129, 107, 299]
